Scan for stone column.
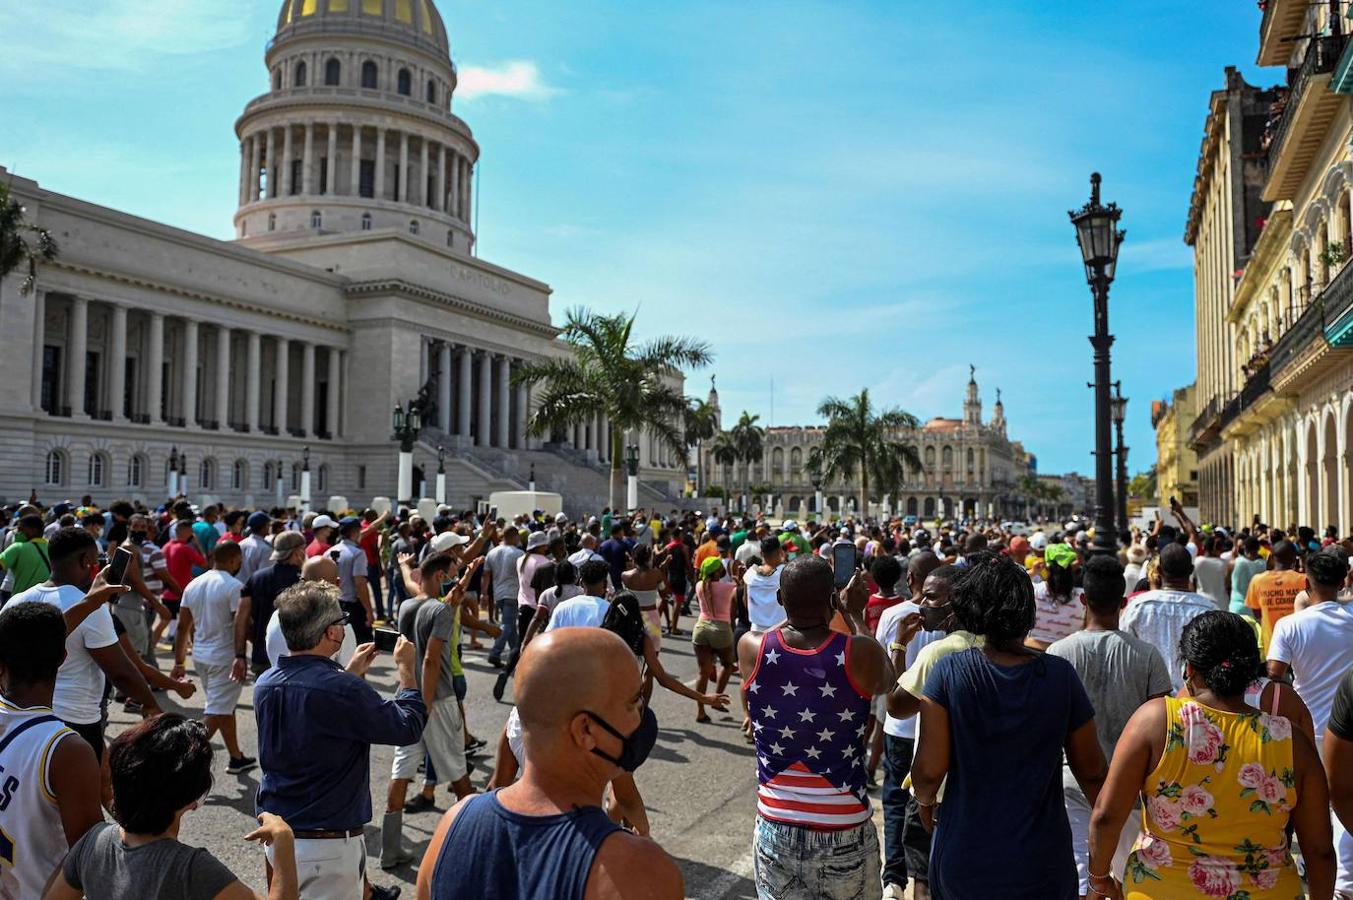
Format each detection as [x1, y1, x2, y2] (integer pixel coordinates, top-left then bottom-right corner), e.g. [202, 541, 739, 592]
[301, 342, 316, 436]
[274, 337, 290, 433]
[437, 343, 452, 432]
[66, 296, 88, 417]
[457, 346, 472, 441]
[238, 138, 250, 206]
[436, 143, 446, 213]
[399, 131, 409, 204]
[350, 125, 362, 197]
[182, 319, 199, 426]
[477, 351, 492, 447]
[419, 138, 429, 207]
[264, 128, 276, 198]
[303, 122, 315, 194]
[215, 326, 231, 428]
[514, 375, 529, 450]
[584, 415, 596, 456]
[450, 152, 460, 218]
[30, 289, 45, 411]
[245, 331, 261, 431]
[374, 129, 386, 200]
[109, 304, 127, 421]
[326, 348, 341, 438]
[465, 159, 473, 220]
[147, 312, 164, 424]
[325, 122, 338, 195]
[282, 125, 295, 196]
[495, 355, 511, 448]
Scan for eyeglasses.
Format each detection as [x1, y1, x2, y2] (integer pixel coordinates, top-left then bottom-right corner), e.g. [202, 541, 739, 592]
[327, 611, 350, 628]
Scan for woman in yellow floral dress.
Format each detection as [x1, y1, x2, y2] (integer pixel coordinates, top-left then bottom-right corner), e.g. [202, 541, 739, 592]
[1086, 610, 1334, 900]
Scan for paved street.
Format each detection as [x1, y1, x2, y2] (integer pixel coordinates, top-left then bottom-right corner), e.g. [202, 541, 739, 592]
[106, 628, 766, 899]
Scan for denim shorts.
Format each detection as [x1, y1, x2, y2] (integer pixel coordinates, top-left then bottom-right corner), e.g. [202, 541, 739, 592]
[752, 815, 881, 900]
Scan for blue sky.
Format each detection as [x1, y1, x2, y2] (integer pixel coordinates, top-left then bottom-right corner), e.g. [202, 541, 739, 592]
[0, 1, 1270, 474]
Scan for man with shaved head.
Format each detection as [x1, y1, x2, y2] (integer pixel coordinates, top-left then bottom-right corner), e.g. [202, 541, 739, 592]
[416, 628, 683, 899]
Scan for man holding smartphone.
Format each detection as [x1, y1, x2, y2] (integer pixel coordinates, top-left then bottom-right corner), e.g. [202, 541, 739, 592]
[335, 517, 375, 644]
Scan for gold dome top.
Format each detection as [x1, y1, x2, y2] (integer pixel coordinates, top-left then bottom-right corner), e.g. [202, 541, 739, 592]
[276, 0, 449, 57]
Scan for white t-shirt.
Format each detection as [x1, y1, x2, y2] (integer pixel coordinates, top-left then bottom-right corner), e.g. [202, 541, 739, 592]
[744, 565, 785, 630]
[14, 583, 118, 724]
[1121, 589, 1216, 692]
[874, 600, 943, 739]
[1268, 600, 1353, 738]
[1193, 557, 1228, 610]
[547, 596, 610, 630]
[180, 569, 241, 667]
[567, 549, 602, 569]
[264, 611, 357, 668]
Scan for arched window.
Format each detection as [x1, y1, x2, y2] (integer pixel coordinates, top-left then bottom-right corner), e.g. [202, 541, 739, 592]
[426, 79, 436, 103]
[263, 461, 275, 486]
[310, 210, 322, 229]
[771, 447, 785, 476]
[294, 60, 307, 87]
[88, 452, 106, 487]
[199, 458, 215, 490]
[361, 213, 373, 231]
[790, 447, 803, 476]
[361, 60, 379, 89]
[324, 57, 341, 86]
[267, 213, 277, 232]
[45, 450, 65, 486]
[446, 230, 454, 248]
[409, 220, 419, 235]
[924, 446, 936, 467]
[127, 454, 144, 488]
[290, 463, 301, 491]
[272, 68, 282, 90]
[941, 446, 953, 467]
[397, 68, 412, 96]
[232, 459, 248, 491]
[318, 463, 329, 492]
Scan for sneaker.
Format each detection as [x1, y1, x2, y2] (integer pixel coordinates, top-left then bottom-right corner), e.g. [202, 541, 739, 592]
[122, 700, 142, 714]
[226, 756, 258, 775]
[369, 886, 402, 900]
[404, 793, 437, 814]
[487, 656, 504, 668]
[492, 670, 509, 702]
[465, 737, 487, 752]
[882, 884, 905, 900]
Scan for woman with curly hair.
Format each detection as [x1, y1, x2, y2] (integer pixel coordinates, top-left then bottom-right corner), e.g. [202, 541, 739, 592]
[1087, 610, 1334, 899]
[910, 552, 1108, 899]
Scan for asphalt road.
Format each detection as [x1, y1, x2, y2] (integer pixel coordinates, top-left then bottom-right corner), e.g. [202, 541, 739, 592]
[105, 625, 765, 899]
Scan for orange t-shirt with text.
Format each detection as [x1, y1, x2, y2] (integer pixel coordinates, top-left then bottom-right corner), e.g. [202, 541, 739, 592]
[1245, 569, 1304, 653]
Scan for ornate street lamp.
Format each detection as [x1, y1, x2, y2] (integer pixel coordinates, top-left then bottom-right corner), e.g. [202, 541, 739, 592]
[391, 400, 421, 507]
[1111, 384, 1130, 542]
[625, 443, 640, 512]
[300, 445, 312, 514]
[274, 457, 284, 508]
[168, 446, 179, 497]
[435, 445, 447, 505]
[1069, 172, 1125, 556]
[528, 462, 536, 493]
[177, 451, 188, 498]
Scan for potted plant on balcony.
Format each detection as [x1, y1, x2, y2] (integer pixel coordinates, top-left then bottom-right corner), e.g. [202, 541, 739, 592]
[1319, 242, 1347, 272]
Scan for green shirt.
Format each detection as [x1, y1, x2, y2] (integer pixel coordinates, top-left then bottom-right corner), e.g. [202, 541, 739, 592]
[730, 530, 749, 551]
[0, 538, 49, 594]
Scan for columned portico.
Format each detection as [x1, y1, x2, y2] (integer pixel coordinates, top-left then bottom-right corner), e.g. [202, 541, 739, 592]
[495, 355, 510, 448]
[476, 351, 492, 447]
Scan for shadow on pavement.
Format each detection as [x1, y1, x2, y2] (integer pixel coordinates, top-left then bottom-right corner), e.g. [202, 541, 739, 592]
[671, 855, 757, 900]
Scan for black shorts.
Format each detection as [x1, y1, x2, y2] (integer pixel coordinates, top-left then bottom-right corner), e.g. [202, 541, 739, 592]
[162, 598, 181, 617]
[62, 719, 105, 762]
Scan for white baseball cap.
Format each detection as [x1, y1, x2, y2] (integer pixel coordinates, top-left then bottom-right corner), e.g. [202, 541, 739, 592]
[526, 531, 550, 551]
[311, 515, 339, 530]
[430, 531, 469, 553]
[1029, 531, 1048, 550]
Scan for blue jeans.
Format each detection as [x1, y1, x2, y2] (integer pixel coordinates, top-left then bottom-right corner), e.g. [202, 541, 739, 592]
[752, 815, 881, 900]
[881, 734, 914, 887]
[490, 596, 518, 660]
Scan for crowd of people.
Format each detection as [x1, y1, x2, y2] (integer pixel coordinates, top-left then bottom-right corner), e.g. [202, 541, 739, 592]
[3, 490, 1353, 899]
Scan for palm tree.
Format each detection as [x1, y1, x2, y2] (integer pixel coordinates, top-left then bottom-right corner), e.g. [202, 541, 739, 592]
[0, 179, 58, 295]
[814, 388, 922, 516]
[730, 411, 765, 513]
[1019, 474, 1064, 522]
[710, 430, 739, 507]
[683, 397, 720, 497]
[513, 307, 712, 508]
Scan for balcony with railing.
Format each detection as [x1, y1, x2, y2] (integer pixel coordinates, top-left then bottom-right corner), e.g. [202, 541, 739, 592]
[1263, 33, 1349, 201]
[1188, 396, 1224, 450]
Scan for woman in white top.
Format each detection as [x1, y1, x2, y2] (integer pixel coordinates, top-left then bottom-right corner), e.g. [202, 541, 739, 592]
[622, 544, 670, 644]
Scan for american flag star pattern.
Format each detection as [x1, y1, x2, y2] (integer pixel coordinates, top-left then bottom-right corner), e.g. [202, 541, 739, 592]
[742, 629, 873, 829]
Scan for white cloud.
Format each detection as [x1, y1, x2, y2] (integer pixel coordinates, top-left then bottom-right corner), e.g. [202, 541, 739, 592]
[0, 1, 256, 74]
[457, 61, 561, 101]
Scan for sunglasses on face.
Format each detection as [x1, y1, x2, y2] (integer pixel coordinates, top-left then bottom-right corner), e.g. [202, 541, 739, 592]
[327, 611, 350, 628]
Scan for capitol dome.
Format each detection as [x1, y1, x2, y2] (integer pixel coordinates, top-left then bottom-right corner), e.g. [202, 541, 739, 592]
[275, 0, 449, 59]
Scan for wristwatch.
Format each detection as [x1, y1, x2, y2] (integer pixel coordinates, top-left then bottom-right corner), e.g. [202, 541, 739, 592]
[889, 641, 906, 653]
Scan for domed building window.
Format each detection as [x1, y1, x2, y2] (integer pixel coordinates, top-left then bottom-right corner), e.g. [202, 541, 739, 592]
[272, 68, 282, 90]
[361, 60, 379, 89]
[295, 60, 307, 87]
[446, 230, 454, 248]
[409, 220, 419, 235]
[310, 210, 322, 229]
[361, 213, 372, 231]
[325, 58, 341, 86]
[268, 213, 276, 232]
[426, 79, 436, 103]
[397, 68, 412, 96]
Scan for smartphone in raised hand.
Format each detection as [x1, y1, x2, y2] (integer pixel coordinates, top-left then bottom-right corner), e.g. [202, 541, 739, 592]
[831, 542, 857, 589]
[107, 547, 134, 586]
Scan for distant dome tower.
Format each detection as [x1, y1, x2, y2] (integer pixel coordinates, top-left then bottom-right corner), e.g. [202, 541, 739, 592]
[992, 388, 1006, 437]
[234, 0, 478, 251]
[963, 364, 982, 426]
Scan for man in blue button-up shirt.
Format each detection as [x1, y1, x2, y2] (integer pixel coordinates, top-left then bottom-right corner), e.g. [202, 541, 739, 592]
[255, 580, 426, 899]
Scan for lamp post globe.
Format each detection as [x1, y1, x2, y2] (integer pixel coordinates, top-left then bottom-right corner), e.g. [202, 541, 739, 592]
[1069, 172, 1126, 556]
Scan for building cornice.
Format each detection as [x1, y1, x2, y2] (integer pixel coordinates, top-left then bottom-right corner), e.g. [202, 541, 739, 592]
[345, 278, 560, 338]
[1229, 202, 1294, 323]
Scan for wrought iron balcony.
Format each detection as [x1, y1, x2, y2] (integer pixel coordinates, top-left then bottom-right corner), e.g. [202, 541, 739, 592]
[1269, 296, 1327, 376]
[129, 413, 150, 425]
[1264, 33, 1349, 198]
[1188, 396, 1224, 447]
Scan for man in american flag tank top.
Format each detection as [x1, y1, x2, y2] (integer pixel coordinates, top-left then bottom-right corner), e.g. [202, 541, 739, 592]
[738, 555, 896, 899]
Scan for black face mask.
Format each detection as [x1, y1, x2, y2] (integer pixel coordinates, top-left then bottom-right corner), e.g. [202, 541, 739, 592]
[128, 532, 146, 545]
[920, 602, 951, 632]
[585, 705, 658, 773]
[440, 580, 455, 596]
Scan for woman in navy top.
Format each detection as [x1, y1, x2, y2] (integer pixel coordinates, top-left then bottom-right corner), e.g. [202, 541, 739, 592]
[910, 552, 1109, 899]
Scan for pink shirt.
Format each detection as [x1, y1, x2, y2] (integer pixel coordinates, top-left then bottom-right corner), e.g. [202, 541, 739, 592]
[696, 579, 735, 623]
